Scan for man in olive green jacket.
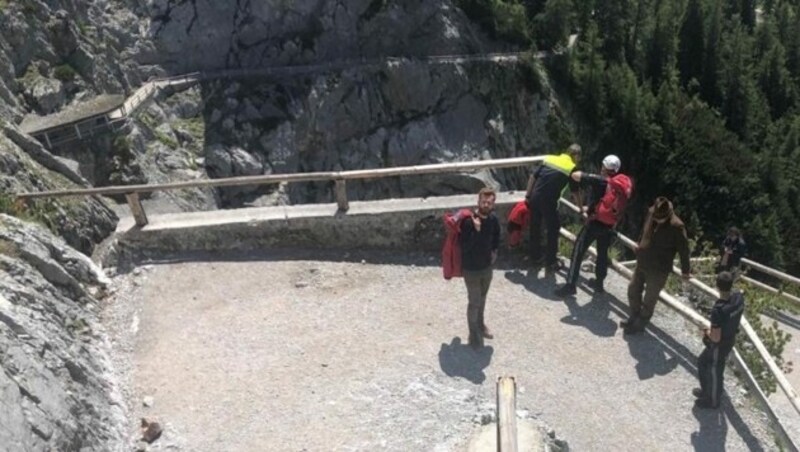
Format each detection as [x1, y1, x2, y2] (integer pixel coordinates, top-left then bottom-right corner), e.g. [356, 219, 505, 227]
[622, 197, 691, 334]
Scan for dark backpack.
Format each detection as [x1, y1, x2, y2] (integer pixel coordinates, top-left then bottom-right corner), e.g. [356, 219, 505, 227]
[595, 174, 633, 227]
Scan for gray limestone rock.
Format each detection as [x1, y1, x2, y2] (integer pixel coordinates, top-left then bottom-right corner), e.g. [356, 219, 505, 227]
[26, 76, 65, 114]
[201, 57, 557, 206]
[145, 0, 492, 72]
[0, 215, 125, 451]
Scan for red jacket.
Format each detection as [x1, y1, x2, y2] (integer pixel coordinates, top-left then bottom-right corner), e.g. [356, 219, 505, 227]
[442, 208, 475, 279]
[507, 200, 531, 248]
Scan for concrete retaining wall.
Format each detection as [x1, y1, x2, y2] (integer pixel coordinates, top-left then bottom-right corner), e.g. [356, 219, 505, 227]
[112, 192, 530, 262]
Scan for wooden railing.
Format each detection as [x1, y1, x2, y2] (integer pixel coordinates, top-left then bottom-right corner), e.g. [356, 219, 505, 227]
[17, 156, 545, 227]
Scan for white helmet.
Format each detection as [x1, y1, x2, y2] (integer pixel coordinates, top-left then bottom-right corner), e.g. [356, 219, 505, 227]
[602, 154, 621, 172]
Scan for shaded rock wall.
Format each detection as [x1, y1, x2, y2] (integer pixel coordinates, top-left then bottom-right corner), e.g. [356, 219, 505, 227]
[199, 58, 562, 206]
[144, 0, 494, 72]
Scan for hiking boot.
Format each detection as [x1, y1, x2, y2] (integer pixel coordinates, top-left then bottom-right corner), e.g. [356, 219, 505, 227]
[589, 278, 605, 294]
[619, 314, 638, 328]
[693, 398, 719, 409]
[692, 388, 705, 399]
[623, 317, 647, 335]
[482, 325, 494, 339]
[529, 257, 545, 269]
[544, 260, 562, 275]
[468, 332, 484, 350]
[554, 284, 576, 297]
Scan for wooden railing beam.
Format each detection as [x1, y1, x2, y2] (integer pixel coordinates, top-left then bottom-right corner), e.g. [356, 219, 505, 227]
[16, 156, 545, 200]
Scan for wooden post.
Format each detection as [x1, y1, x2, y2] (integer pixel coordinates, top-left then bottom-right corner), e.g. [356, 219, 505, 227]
[125, 192, 148, 227]
[496, 376, 518, 452]
[335, 179, 348, 212]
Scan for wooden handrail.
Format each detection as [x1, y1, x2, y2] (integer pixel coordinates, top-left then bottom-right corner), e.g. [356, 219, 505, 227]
[740, 274, 800, 307]
[742, 257, 800, 288]
[16, 156, 545, 200]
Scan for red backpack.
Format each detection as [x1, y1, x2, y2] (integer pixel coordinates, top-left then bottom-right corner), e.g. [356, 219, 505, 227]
[595, 174, 633, 227]
[506, 200, 531, 248]
[442, 208, 475, 280]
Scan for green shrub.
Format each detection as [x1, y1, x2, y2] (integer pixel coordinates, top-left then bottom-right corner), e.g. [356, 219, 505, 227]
[53, 64, 76, 82]
[0, 192, 60, 233]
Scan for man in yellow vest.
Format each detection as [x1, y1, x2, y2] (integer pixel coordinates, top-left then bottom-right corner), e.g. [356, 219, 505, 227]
[524, 144, 582, 273]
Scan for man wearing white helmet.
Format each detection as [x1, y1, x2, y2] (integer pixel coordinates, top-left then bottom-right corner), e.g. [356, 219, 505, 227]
[555, 154, 633, 297]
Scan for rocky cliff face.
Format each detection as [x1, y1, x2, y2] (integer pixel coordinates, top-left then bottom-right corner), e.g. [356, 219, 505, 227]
[0, 214, 125, 451]
[144, 0, 494, 72]
[0, 2, 149, 450]
[79, 0, 567, 210]
[0, 0, 149, 121]
[199, 57, 562, 206]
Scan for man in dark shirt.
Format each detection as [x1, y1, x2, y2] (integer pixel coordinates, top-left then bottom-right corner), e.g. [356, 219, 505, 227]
[524, 144, 581, 273]
[460, 187, 501, 349]
[716, 227, 747, 274]
[694, 271, 745, 409]
[622, 197, 691, 334]
[555, 155, 626, 297]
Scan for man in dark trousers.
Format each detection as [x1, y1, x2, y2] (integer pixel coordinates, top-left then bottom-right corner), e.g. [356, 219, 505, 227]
[555, 155, 632, 297]
[460, 187, 501, 349]
[524, 144, 582, 273]
[694, 271, 745, 409]
[717, 226, 747, 274]
[622, 197, 691, 334]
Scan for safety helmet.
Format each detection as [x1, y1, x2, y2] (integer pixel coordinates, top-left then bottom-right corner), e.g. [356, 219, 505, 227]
[602, 154, 621, 172]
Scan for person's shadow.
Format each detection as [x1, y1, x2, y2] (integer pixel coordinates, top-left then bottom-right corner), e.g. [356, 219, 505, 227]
[560, 292, 619, 337]
[438, 337, 494, 384]
[624, 329, 681, 380]
[690, 398, 766, 451]
[690, 408, 728, 452]
[504, 269, 562, 302]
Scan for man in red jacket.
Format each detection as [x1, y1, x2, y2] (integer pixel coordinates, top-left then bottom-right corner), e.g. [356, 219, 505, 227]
[460, 187, 500, 349]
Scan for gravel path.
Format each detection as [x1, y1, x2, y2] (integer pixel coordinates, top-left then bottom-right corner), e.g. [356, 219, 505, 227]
[103, 249, 778, 451]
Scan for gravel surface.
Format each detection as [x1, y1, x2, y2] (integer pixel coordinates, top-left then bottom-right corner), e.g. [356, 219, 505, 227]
[102, 249, 778, 451]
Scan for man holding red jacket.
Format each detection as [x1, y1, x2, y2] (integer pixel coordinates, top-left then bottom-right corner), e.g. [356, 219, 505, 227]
[460, 187, 500, 349]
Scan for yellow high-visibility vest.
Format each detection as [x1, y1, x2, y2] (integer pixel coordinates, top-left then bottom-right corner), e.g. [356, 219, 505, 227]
[542, 153, 577, 175]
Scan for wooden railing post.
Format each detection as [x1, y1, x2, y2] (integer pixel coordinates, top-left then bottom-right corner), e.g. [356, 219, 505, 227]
[496, 376, 518, 452]
[125, 192, 148, 227]
[335, 179, 348, 212]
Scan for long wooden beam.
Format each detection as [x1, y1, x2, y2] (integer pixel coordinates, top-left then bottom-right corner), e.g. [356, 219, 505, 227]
[16, 156, 545, 200]
[742, 258, 800, 288]
[740, 275, 800, 307]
